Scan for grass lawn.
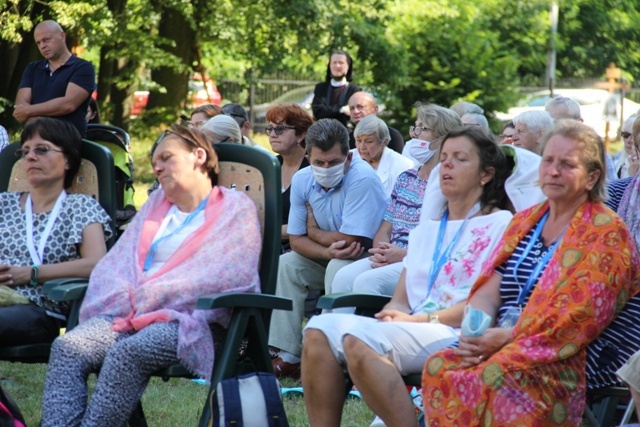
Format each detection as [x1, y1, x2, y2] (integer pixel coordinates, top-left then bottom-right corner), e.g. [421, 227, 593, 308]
[0, 362, 374, 426]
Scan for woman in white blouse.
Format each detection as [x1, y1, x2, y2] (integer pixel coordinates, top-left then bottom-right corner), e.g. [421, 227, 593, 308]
[352, 115, 414, 196]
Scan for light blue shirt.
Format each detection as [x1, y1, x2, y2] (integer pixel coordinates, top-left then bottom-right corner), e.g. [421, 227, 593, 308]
[288, 156, 386, 239]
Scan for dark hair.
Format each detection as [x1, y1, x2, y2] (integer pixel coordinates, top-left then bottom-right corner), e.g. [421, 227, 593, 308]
[502, 121, 515, 131]
[87, 98, 100, 124]
[151, 125, 220, 185]
[325, 50, 354, 82]
[305, 119, 349, 156]
[191, 104, 223, 120]
[266, 104, 314, 147]
[222, 103, 249, 126]
[440, 126, 510, 212]
[20, 118, 82, 189]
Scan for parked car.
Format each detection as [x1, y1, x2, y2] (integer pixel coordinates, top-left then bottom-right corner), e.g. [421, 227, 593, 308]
[495, 88, 640, 140]
[130, 73, 222, 116]
[251, 85, 315, 132]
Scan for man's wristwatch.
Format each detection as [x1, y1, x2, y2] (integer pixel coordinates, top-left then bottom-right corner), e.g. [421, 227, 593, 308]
[30, 265, 39, 286]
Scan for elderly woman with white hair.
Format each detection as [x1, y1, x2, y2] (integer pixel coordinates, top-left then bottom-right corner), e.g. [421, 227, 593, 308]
[352, 114, 413, 196]
[201, 114, 243, 144]
[512, 110, 553, 154]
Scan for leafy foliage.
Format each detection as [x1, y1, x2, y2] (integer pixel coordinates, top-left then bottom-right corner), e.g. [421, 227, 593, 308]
[1, 0, 639, 131]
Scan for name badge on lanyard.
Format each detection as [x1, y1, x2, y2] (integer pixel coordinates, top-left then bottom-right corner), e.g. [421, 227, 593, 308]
[25, 190, 67, 266]
[513, 211, 564, 307]
[426, 203, 481, 298]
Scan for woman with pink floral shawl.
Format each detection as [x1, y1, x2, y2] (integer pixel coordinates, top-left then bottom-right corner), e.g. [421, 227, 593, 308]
[41, 126, 261, 427]
[422, 121, 640, 426]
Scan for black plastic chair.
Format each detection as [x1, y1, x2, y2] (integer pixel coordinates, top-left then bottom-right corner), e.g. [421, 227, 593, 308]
[0, 140, 117, 363]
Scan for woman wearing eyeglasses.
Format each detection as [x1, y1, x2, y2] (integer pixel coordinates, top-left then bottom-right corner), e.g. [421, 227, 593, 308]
[188, 103, 223, 128]
[265, 104, 314, 253]
[0, 117, 112, 347]
[613, 114, 638, 179]
[42, 125, 262, 426]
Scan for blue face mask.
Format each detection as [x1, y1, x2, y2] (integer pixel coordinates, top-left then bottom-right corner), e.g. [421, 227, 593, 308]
[461, 305, 492, 337]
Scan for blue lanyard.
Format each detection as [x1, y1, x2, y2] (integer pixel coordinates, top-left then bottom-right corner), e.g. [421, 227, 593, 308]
[143, 197, 208, 271]
[513, 211, 563, 305]
[426, 209, 470, 298]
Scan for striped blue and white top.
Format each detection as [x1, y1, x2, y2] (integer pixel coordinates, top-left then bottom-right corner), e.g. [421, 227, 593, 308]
[605, 176, 633, 212]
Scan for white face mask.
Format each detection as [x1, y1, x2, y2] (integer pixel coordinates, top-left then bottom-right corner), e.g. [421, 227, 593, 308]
[408, 138, 438, 165]
[311, 161, 346, 189]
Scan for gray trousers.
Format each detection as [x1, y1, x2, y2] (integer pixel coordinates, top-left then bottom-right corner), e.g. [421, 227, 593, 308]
[42, 316, 179, 427]
[268, 251, 357, 356]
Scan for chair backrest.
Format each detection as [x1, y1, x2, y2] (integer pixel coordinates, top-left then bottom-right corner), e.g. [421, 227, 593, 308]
[86, 123, 131, 151]
[0, 140, 118, 248]
[215, 143, 282, 296]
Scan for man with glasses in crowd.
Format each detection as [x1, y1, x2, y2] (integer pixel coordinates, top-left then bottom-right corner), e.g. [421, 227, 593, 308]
[13, 20, 95, 137]
[268, 118, 386, 379]
[347, 92, 404, 153]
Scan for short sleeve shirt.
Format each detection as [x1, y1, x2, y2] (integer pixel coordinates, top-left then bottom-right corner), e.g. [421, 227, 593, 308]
[0, 193, 112, 318]
[19, 55, 96, 137]
[287, 156, 387, 240]
[383, 168, 427, 249]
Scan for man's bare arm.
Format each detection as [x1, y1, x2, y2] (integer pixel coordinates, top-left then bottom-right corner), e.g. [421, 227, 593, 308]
[13, 82, 89, 122]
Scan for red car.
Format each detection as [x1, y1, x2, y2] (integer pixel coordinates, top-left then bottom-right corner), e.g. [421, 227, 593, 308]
[131, 73, 222, 116]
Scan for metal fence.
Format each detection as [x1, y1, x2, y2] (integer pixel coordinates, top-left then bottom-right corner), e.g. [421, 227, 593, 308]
[218, 71, 317, 132]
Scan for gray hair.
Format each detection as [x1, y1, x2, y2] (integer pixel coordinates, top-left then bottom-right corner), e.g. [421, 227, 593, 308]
[513, 110, 553, 135]
[305, 119, 349, 156]
[461, 112, 490, 130]
[354, 114, 390, 145]
[450, 101, 484, 117]
[545, 96, 581, 120]
[202, 114, 242, 144]
[416, 103, 462, 143]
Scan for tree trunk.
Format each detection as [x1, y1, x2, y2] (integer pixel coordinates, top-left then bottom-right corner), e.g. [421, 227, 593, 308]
[0, 2, 46, 132]
[144, 6, 195, 124]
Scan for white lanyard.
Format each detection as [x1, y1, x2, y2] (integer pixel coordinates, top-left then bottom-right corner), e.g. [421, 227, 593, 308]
[25, 190, 67, 266]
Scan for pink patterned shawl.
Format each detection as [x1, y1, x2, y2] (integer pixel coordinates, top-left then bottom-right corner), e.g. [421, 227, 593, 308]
[79, 186, 262, 380]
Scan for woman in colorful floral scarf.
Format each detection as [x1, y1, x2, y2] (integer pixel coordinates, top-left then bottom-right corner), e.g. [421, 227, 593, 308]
[422, 120, 640, 427]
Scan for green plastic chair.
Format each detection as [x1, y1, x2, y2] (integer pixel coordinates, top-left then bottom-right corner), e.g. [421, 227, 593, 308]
[48, 143, 291, 427]
[0, 139, 117, 363]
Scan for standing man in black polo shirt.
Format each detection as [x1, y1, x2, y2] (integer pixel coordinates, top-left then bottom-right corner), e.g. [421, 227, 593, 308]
[311, 50, 361, 129]
[13, 20, 95, 137]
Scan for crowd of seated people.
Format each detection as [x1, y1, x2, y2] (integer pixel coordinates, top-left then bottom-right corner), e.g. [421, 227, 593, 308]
[5, 49, 640, 427]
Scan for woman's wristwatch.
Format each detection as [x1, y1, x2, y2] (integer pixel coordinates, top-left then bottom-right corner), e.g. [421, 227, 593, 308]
[427, 313, 440, 324]
[30, 265, 39, 286]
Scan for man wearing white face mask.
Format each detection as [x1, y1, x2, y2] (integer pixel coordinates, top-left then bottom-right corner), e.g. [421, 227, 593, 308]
[269, 118, 387, 379]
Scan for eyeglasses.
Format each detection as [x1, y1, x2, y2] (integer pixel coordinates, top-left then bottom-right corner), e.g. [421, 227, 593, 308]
[150, 129, 198, 157]
[182, 119, 209, 129]
[622, 132, 632, 139]
[15, 146, 63, 158]
[499, 134, 514, 140]
[409, 125, 431, 135]
[265, 125, 295, 136]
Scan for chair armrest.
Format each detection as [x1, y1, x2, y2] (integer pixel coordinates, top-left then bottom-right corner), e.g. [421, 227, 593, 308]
[41, 277, 88, 297]
[317, 293, 391, 311]
[48, 282, 89, 302]
[196, 293, 292, 311]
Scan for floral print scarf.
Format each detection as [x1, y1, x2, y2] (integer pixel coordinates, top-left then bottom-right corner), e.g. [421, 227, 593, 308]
[422, 200, 640, 426]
